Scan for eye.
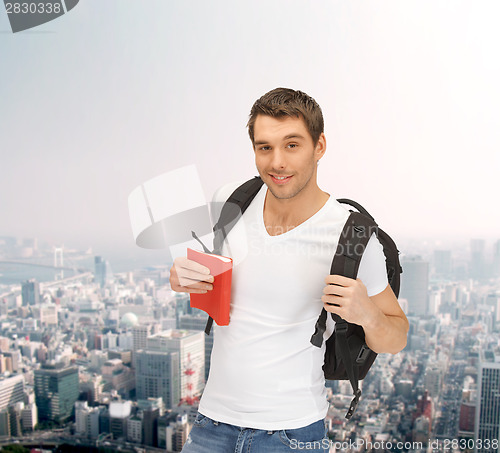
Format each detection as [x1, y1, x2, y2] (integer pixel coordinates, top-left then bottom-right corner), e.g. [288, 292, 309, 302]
[287, 143, 298, 149]
[258, 146, 271, 151]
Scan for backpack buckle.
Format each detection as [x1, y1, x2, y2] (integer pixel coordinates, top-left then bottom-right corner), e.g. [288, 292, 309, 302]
[356, 344, 371, 364]
[345, 389, 362, 419]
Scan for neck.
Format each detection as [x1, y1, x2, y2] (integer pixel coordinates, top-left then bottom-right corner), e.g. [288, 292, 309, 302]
[263, 181, 330, 235]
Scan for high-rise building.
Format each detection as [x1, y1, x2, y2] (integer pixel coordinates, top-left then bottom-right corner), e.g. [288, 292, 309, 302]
[0, 410, 10, 436]
[34, 364, 79, 422]
[138, 398, 164, 447]
[179, 314, 212, 380]
[424, 367, 442, 398]
[109, 400, 131, 440]
[166, 413, 189, 452]
[470, 239, 486, 280]
[94, 256, 113, 288]
[127, 415, 142, 443]
[433, 250, 452, 278]
[142, 406, 160, 447]
[459, 401, 476, 433]
[485, 293, 500, 332]
[132, 323, 160, 366]
[136, 330, 205, 409]
[146, 330, 205, 404]
[400, 256, 429, 316]
[493, 240, 500, 278]
[21, 402, 38, 432]
[40, 304, 58, 326]
[135, 350, 180, 409]
[75, 400, 90, 434]
[475, 350, 500, 452]
[22, 279, 40, 306]
[0, 374, 25, 412]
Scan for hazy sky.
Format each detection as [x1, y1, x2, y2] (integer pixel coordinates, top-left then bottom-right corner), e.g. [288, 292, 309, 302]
[1, 1, 499, 265]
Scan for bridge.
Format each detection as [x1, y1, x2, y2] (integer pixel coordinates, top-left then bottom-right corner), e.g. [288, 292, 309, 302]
[0, 260, 90, 273]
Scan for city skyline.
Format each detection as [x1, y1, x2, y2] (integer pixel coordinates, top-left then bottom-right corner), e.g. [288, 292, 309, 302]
[0, 232, 498, 450]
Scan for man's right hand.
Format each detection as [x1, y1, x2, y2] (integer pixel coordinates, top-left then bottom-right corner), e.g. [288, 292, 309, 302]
[169, 257, 214, 294]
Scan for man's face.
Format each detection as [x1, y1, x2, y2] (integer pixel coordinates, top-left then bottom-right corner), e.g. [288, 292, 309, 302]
[253, 114, 325, 200]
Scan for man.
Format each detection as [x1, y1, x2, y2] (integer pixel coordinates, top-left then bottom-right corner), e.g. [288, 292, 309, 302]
[170, 88, 409, 452]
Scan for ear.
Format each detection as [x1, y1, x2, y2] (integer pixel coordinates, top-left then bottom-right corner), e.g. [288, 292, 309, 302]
[315, 133, 326, 162]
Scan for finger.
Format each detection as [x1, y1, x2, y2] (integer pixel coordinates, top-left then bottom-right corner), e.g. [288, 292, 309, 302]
[178, 277, 214, 291]
[175, 257, 211, 276]
[322, 294, 341, 307]
[175, 266, 214, 284]
[325, 274, 355, 286]
[323, 299, 343, 313]
[172, 285, 210, 294]
[323, 285, 347, 296]
[171, 277, 213, 292]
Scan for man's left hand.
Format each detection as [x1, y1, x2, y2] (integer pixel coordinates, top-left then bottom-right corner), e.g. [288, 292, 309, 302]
[321, 275, 379, 327]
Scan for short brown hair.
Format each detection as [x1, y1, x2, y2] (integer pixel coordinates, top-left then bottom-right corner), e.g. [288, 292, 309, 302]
[247, 87, 324, 146]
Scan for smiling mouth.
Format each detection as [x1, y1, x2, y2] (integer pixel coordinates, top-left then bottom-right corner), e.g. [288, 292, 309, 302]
[270, 174, 292, 185]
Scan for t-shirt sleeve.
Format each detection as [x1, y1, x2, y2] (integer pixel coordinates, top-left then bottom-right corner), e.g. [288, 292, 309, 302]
[357, 233, 389, 297]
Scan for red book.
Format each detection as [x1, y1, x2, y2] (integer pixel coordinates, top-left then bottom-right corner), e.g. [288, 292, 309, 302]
[187, 248, 233, 326]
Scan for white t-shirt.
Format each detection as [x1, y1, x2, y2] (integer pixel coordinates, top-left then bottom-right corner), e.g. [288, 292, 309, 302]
[198, 181, 388, 430]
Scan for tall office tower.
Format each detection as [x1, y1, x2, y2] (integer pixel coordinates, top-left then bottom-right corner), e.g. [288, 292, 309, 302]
[109, 400, 131, 440]
[137, 398, 163, 447]
[22, 279, 40, 306]
[166, 413, 189, 452]
[34, 364, 79, 422]
[485, 294, 500, 332]
[0, 410, 10, 436]
[75, 400, 90, 434]
[475, 350, 500, 452]
[175, 293, 192, 323]
[21, 402, 38, 432]
[132, 323, 160, 367]
[400, 256, 429, 316]
[135, 350, 180, 409]
[0, 337, 10, 352]
[433, 250, 452, 278]
[40, 305, 58, 326]
[127, 415, 142, 443]
[136, 330, 204, 409]
[470, 239, 486, 280]
[8, 404, 22, 437]
[493, 240, 500, 278]
[424, 367, 443, 398]
[88, 409, 100, 439]
[142, 406, 160, 447]
[0, 374, 25, 411]
[146, 330, 205, 404]
[459, 401, 476, 434]
[94, 256, 112, 288]
[179, 314, 212, 380]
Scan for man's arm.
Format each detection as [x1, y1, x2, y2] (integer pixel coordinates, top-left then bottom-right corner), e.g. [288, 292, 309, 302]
[322, 276, 409, 354]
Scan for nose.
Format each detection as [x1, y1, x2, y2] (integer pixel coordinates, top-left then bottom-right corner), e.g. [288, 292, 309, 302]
[270, 148, 287, 170]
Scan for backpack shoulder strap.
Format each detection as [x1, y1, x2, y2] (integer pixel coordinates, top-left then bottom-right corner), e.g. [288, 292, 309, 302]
[205, 176, 264, 334]
[212, 176, 264, 254]
[310, 208, 378, 419]
[310, 210, 378, 347]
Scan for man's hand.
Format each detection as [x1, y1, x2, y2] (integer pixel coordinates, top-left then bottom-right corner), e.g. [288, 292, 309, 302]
[321, 275, 376, 326]
[169, 257, 214, 294]
[322, 275, 409, 354]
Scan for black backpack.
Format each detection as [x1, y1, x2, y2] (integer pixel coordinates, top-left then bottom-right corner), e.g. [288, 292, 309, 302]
[198, 176, 402, 419]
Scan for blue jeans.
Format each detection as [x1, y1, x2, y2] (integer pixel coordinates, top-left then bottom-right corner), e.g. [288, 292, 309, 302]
[180, 412, 330, 452]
